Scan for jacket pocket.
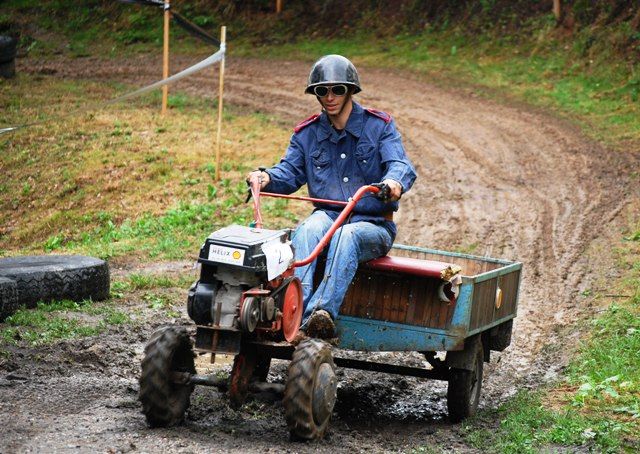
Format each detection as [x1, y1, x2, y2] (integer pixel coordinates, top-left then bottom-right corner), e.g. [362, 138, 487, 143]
[311, 148, 331, 169]
[355, 144, 379, 181]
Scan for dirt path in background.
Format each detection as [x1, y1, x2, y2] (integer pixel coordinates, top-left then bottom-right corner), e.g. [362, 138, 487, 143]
[1, 55, 637, 452]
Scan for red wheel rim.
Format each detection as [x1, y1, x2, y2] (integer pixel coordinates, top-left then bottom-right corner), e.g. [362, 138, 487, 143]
[282, 277, 303, 342]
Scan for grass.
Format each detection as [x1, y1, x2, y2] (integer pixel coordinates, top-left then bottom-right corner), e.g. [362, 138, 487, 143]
[232, 20, 639, 151]
[462, 391, 631, 453]
[0, 75, 306, 260]
[5, 2, 638, 149]
[461, 223, 640, 453]
[1, 298, 129, 346]
[112, 273, 194, 292]
[1, 268, 199, 346]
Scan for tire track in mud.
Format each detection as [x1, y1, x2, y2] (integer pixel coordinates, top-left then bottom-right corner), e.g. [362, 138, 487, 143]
[6, 55, 638, 451]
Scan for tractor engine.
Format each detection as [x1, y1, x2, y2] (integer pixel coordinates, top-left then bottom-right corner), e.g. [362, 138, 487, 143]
[187, 225, 302, 354]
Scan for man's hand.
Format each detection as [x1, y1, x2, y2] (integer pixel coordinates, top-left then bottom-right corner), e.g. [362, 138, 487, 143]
[246, 170, 271, 190]
[382, 179, 403, 202]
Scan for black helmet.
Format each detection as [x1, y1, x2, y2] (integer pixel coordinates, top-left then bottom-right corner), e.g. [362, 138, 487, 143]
[305, 55, 361, 94]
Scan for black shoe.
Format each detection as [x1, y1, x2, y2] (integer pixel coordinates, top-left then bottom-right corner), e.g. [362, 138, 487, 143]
[305, 310, 335, 340]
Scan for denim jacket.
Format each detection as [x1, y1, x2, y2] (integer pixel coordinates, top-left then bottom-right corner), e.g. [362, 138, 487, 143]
[264, 101, 417, 238]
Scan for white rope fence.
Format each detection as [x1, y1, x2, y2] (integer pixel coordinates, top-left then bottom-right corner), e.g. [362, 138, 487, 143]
[0, 43, 226, 135]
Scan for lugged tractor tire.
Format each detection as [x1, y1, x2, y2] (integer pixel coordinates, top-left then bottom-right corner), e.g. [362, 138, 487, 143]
[139, 326, 196, 427]
[283, 338, 337, 441]
[447, 341, 483, 423]
[0, 255, 110, 312]
[0, 277, 18, 321]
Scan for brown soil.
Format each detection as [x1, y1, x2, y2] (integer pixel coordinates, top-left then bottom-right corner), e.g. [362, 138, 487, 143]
[1, 54, 638, 452]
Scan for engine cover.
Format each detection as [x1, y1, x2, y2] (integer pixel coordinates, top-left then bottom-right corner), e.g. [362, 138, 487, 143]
[199, 224, 291, 274]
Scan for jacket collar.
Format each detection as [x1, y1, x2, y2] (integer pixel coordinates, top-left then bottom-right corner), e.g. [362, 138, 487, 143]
[317, 100, 364, 142]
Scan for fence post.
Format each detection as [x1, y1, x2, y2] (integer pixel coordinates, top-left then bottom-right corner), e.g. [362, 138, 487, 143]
[276, 0, 283, 13]
[161, 0, 170, 114]
[215, 26, 227, 181]
[553, 0, 562, 22]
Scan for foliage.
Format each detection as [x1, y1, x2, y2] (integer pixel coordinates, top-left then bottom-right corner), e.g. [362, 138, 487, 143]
[237, 21, 639, 149]
[0, 76, 303, 260]
[113, 273, 193, 292]
[462, 224, 640, 452]
[1, 299, 129, 346]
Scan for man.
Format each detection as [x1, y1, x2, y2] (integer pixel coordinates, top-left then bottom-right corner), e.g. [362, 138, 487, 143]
[248, 54, 416, 340]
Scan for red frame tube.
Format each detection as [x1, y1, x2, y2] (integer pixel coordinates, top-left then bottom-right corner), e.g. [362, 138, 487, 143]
[247, 175, 381, 269]
[290, 185, 380, 267]
[250, 178, 264, 229]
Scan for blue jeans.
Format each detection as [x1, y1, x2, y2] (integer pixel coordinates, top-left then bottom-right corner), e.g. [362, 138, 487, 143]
[292, 210, 394, 326]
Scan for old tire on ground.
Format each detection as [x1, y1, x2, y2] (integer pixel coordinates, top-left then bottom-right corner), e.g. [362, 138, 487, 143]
[0, 255, 110, 310]
[139, 326, 196, 427]
[0, 36, 17, 63]
[0, 60, 15, 78]
[283, 338, 337, 440]
[0, 277, 18, 321]
[447, 341, 483, 423]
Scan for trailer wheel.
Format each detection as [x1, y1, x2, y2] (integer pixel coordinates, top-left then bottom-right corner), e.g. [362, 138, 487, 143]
[283, 338, 337, 440]
[489, 319, 513, 351]
[139, 326, 195, 427]
[447, 341, 483, 423]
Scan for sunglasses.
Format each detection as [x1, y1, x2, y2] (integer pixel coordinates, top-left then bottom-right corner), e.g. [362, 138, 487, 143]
[313, 84, 349, 97]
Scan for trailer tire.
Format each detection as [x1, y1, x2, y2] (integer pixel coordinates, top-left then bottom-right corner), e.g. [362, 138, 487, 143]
[489, 319, 513, 351]
[447, 341, 483, 423]
[283, 338, 337, 440]
[0, 255, 110, 311]
[0, 277, 18, 321]
[139, 326, 195, 427]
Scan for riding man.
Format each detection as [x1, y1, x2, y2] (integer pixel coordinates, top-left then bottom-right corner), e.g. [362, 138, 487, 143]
[248, 54, 416, 340]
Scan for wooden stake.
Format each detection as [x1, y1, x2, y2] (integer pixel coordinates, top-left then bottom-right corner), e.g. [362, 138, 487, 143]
[215, 26, 226, 181]
[553, 0, 562, 22]
[276, 0, 283, 14]
[161, 0, 170, 114]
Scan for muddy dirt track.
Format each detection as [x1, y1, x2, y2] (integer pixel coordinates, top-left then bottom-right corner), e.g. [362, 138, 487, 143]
[1, 54, 638, 452]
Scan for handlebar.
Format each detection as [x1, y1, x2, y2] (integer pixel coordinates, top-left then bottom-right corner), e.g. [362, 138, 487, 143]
[246, 174, 384, 268]
[291, 184, 381, 268]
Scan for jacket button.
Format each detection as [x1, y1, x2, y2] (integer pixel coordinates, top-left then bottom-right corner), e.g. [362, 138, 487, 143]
[343, 177, 349, 182]
[340, 153, 346, 159]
